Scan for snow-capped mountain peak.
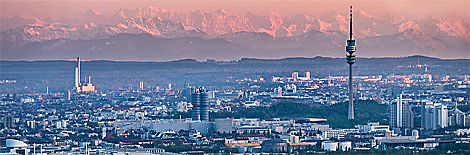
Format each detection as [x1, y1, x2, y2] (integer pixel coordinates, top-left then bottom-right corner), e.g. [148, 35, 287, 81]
[1, 13, 44, 31]
[359, 10, 376, 19]
[84, 9, 102, 16]
[214, 9, 229, 15]
[6, 13, 36, 20]
[1, 6, 469, 59]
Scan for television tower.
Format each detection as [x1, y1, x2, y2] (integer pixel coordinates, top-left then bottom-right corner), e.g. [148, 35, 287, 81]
[346, 6, 356, 120]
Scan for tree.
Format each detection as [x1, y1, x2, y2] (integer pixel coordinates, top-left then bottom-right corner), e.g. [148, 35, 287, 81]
[153, 139, 164, 148]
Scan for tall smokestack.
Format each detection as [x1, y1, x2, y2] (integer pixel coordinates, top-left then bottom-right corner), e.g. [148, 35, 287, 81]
[346, 6, 356, 120]
[77, 57, 80, 86]
[75, 67, 79, 88]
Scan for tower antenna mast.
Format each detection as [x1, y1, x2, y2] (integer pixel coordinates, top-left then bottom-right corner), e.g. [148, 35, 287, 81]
[346, 6, 356, 120]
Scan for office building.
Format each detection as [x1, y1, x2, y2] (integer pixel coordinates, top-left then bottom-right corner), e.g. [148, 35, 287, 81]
[3, 114, 14, 129]
[183, 86, 195, 102]
[389, 95, 413, 129]
[434, 104, 448, 129]
[191, 87, 209, 121]
[421, 101, 449, 130]
[421, 101, 433, 130]
[450, 108, 466, 126]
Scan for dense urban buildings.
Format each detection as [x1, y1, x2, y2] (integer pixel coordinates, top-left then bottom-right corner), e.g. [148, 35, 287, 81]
[1, 58, 469, 154]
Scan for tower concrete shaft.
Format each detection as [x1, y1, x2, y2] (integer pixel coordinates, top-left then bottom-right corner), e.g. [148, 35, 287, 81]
[349, 65, 354, 119]
[346, 6, 356, 120]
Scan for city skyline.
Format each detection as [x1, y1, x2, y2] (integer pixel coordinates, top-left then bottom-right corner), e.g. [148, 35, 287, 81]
[1, 54, 469, 154]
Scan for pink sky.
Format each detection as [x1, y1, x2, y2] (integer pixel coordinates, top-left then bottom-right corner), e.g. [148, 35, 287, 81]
[1, 0, 469, 20]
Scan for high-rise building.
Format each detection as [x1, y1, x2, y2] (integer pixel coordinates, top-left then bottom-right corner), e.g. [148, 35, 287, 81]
[191, 87, 209, 121]
[421, 101, 449, 130]
[389, 95, 413, 129]
[450, 108, 466, 126]
[3, 114, 14, 129]
[183, 86, 195, 102]
[346, 6, 356, 120]
[421, 101, 432, 130]
[66, 90, 71, 101]
[434, 104, 448, 129]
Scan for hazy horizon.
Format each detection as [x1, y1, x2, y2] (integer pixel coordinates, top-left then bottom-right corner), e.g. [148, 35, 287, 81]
[1, 55, 467, 63]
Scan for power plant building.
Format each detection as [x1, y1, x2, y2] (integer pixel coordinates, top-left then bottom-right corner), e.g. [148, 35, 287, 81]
[74, 57, 95, 93]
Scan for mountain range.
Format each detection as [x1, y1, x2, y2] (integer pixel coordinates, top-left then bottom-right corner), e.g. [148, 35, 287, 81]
[1, 7, 469, 60]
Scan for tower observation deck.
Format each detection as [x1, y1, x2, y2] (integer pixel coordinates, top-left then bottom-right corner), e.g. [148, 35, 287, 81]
[346, 6, 356, 120]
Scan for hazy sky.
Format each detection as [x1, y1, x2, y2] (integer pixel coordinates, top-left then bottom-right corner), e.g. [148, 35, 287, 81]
[1, 0, 469, 20]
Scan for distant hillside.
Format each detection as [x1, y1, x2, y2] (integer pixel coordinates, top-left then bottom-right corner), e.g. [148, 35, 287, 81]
[2, 29, 469, 61]
[0, 56, 468, 93]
